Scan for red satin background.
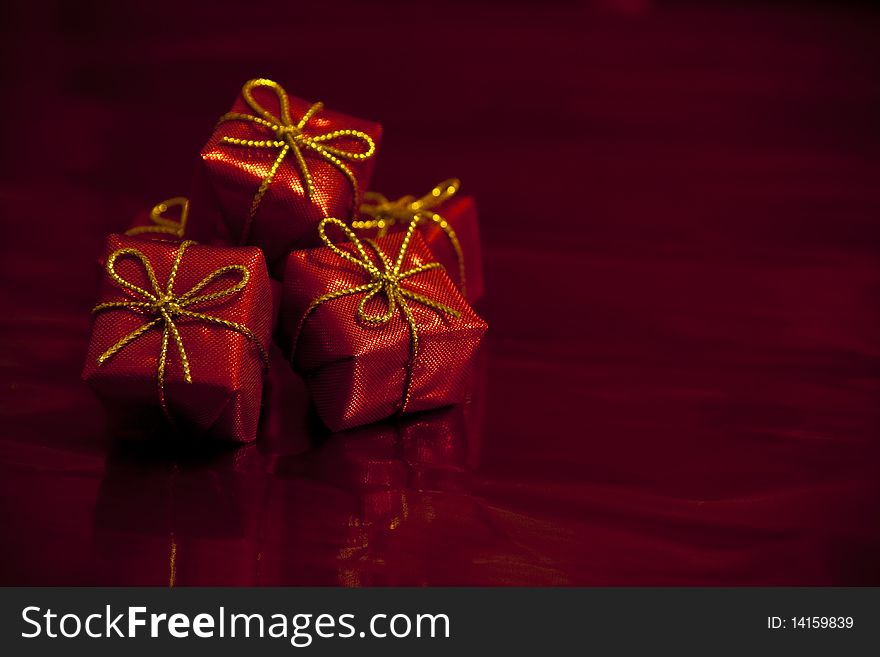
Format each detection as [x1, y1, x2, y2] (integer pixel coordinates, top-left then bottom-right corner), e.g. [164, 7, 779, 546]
[1, 1, 880, 585]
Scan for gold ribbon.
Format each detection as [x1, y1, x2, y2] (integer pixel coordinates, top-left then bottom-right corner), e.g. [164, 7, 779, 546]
[92, 240, 269, 422]
[295, 218, 461, 413]
[354, 179, 467, 296]
[217, 78, 376, 243]
[125, 197, 189, 239]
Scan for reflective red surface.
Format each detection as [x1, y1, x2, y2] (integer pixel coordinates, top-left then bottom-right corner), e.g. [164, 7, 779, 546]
[1, 1, 880, 585]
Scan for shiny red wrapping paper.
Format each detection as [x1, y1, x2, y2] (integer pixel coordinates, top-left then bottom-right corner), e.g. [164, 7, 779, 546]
[357, 193, 484, 304]
[190, 80, 382, 273]
[282, 229, 487, 431]
[82, 234, 273, 443]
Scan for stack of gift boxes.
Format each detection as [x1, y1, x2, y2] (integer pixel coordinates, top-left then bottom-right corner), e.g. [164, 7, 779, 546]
[83, 78, 487, 442]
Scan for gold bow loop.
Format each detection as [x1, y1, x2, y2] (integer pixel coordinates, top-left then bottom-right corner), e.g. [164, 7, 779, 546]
[297, 218, 461, 412]
[93, 241, 269, 421]
[355, 179, 467, 295]
[125, 196, 189, 239]
[218, 78, 376, 242]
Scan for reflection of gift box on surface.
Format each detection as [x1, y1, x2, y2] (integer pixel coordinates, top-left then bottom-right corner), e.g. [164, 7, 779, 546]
[282, 218, 487, 431]
[313, 423, 407, 490]
[399, 408, 474, 493]
[93, 444, 272, 585]
[82, 234, 272, 443]
[190, 78, 382, 272]
[311, 405, 477, 496]
[304, 404, 479, 585]
[356, 179, 484, 303]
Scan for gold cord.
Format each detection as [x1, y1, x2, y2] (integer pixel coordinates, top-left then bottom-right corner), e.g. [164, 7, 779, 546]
[125, 197, 189, 239]
[92, 241, 269, 423]
[217, 78, 376, 243]
[354, 179, 467, 296]
[294, 218, 461, 414]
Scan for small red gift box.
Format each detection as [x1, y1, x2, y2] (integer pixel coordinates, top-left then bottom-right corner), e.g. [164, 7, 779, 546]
[281, 218, 487, 431]
[355, 179, 484, 303]
[190, 77, 382, 273]
[82, 234, 272, 443]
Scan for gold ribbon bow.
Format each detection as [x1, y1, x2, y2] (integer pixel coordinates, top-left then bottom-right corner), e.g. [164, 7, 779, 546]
[217, 78, 376, 243]
[92, 241, 268, 422]
[296, 218, 461, 413]
[125, 196, 189, 239]
[354, 179, 467, 296]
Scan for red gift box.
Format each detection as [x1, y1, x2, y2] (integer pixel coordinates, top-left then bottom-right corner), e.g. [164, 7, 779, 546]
[82, 234, 272, 443]
[281, 218, 487, 431]
[190, 77, 382, 273]
[355, 179, 484, 303]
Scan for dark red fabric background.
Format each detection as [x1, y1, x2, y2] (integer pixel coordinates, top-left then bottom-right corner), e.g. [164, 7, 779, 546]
[1, 0, 879, 585]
